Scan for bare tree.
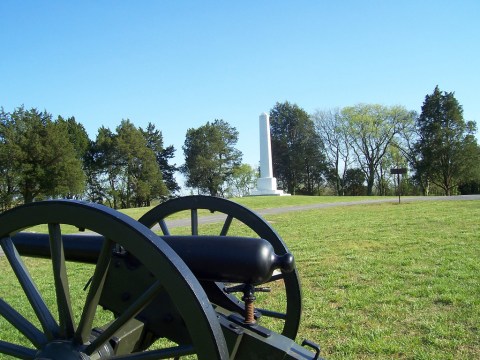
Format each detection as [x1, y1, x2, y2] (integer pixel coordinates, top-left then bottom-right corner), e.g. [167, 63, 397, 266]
[312, 108, 352, 195]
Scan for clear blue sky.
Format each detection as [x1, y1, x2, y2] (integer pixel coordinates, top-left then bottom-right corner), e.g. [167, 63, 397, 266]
[1, 1, 479, 186]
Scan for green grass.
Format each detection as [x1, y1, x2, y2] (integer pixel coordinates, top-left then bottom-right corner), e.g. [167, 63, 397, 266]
[232, 195, 397, 210]
[118, 195, 397, 220]
[271, 200, 480, 359]
[1, 197, 479, 359]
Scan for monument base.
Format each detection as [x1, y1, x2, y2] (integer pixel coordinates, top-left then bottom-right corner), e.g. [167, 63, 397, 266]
[250, 189, 290, 196]
[250, 177, 290, 196]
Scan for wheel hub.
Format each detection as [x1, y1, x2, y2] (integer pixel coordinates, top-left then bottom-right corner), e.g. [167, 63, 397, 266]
[35, 341, 90, 360]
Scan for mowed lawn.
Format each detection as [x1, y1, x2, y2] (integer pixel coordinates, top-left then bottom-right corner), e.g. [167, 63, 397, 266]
[263, 199, 479, 359]
[0, 197, 478, 359]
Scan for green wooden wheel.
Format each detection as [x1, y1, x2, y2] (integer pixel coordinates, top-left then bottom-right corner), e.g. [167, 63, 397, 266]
[0, 200, 228, 359]
[139, 195, 303, 340]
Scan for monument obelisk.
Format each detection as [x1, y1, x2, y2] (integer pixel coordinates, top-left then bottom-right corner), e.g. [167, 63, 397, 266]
[251, 113, 288, 196]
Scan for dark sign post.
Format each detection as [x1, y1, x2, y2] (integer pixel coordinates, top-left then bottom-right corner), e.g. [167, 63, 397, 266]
[390, 168, 407, 203]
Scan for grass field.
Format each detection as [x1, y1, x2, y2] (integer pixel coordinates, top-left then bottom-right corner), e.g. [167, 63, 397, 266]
[270, 199, 479, 359]
[118, 195, 398, 220]
[0, 196, 479, 359]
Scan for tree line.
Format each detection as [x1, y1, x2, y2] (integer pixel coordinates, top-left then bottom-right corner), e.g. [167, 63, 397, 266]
[181, 86, 478, 198]
[271, 86, 479, 196]
[0, 107, 178, 210]
[1, 86, 478, 210]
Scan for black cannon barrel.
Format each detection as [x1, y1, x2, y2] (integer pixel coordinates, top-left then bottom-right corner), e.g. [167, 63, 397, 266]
[12, 233, 102, 263]
[162, 235, 294, 285]
[11, 233, 294, 285]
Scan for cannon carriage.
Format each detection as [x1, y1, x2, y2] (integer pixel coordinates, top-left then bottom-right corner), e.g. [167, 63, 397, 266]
[0, 196, 323, 359]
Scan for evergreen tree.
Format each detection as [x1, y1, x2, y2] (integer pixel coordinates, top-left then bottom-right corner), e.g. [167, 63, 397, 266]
[57, 115, 90, 160]
[87, 121, 168, 208]
[343, 168, 367, 195]
[141, 122, 179, 195]
[414, 86, 479, 195]
[83, 140, 107, 204]
[182, 119, 242, 196]
[0, 108, 19, 209]
[116, 120, 167, 207]
[90, 127, 122, 208]
[0, 106, 85, 203]
[270, 101, 326, 195]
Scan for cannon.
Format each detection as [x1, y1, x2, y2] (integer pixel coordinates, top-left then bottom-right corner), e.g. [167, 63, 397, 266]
[0, 195, 324, 359]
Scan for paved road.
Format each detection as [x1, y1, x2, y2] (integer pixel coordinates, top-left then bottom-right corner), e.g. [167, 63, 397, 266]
[1, 195, 479, 257]
[154, 194, 480, 229]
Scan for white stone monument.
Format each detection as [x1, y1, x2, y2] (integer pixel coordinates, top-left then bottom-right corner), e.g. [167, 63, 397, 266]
[251, 113, 289, 196]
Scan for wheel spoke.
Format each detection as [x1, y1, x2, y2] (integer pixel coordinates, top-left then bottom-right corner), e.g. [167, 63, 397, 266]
[191, 209, 198, 235]
[265, 272, 285, 283]
[0, 340, 36, 359]
[85, 280, 164, 355]
[1, 199, 230, 358]
[158, 219, 170, 235]
[75, 237, 113, 345]
[219, 215, 233, 236]
[109, 344, 195, 359]
[0, 298, 47, 348]
[256, 307, 287, 320]
[0, 236, 59, 340]
[48, 223, 75, 338]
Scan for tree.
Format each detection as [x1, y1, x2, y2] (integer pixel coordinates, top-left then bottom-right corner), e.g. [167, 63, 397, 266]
[414, 86, 480, 195]
[88, 126, 122, 208]
[393, 112, 429, 194]
[83, 140, 106, 204]
[116, 120, 167, 207]
[0, 108, 19, 209]
[458, 128, 480, 194]
[376, 143, 409, 196]
[270, 101, 326, 195]
[56, 115, 90, 199]
[0, 106, 85, 203]
[226, 163, 257, 197]
[458, 139, 480, 194]
[86, 121, 168, 208]
[57, 115, 90, 160]
[343, 168, 366, 196]
[181, 119, 242, 196]
[342, 104, 414, 195]
[141, 122, 179, 196]
[312, 108, 352, 195]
